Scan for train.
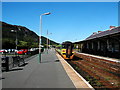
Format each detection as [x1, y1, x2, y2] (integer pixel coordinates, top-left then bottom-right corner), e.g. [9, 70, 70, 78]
[56, 41, 74, 59]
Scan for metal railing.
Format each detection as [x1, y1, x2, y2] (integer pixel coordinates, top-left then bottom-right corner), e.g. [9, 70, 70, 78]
[1, 49, 39, 72]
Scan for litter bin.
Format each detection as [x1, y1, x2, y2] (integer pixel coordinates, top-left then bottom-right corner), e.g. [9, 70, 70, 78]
[41, 47, 44, 52]
[1, 57, 9, 71]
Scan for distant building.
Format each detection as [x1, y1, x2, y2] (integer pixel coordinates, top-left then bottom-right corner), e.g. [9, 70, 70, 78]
[74, 26, 120, 59]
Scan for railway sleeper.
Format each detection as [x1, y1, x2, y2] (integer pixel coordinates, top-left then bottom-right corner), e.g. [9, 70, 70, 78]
[77, 60, 120, 81]
[71, 61, 120, 89]
[74, 52, 120, 68]
[82, 57, 120, 74]
[82, 60, 120, 78]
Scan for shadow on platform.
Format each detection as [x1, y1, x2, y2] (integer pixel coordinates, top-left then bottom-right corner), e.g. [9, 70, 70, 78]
[41, 60, 60, 63]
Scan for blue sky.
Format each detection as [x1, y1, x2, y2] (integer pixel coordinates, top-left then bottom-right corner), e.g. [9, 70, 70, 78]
[2, 2, 118, 43]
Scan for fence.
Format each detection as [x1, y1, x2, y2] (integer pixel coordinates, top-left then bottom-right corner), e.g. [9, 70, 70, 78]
[1, 49, 39, 72]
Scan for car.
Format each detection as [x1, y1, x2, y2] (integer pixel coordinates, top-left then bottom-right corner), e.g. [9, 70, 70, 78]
[16, 50, 24, 54]
[21, 49, 28, 54]
[0, 49, 4, 52]
[0, 49, 8, 54]
[16, 49, 28, 54]
[14, 49, 17, 52]
[7, 49, 12, 53]
[11, 49, 15, 52]
[0, 49, 4, 54]
[30, 48, 36, 51]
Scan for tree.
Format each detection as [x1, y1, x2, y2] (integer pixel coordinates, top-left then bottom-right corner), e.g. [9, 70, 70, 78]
[31, 42, 38, 48]
[17, 41, 28, 49]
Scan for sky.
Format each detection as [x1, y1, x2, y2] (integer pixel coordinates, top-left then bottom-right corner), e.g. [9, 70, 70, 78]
[2, 2, 118, 43]
[1, 0, 120, 2]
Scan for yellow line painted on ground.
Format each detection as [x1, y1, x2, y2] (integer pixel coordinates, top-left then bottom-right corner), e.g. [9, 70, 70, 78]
[56, 52, 94, 89]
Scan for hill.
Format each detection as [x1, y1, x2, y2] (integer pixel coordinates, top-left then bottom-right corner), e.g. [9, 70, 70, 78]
[1, 21, 59, 49]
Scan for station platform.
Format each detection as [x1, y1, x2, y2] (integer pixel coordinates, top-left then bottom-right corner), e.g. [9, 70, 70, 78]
[2, 48, 93, 89]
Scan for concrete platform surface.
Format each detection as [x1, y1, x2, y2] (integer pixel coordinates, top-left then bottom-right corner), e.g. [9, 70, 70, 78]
[2, 49, 75, 88]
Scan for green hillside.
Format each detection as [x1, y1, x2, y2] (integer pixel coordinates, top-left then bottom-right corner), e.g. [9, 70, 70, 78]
[1, 21, 59, 49]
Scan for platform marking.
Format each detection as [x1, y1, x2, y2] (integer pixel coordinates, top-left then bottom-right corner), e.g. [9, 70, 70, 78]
[75, 52, 120, 63]
[56, 53, 94, 89]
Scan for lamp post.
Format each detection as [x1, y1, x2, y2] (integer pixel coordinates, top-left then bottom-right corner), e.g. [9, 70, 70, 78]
[39, 12, 51, 63]
[46, 30, 52, 54]
[11, 27, 20, 50]
[48, 33, 52, 48]
[11, 27, 21, 56]
[11, 29, 18, 50]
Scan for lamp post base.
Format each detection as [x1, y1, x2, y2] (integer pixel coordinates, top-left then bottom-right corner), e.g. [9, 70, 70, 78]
[39, 53, 41, 63]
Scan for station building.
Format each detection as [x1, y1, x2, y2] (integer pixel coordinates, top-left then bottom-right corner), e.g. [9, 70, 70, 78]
[74, 26, 120, 59]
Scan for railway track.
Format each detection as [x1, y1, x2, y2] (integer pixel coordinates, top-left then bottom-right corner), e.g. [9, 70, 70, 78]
[67, 54, 120, 89]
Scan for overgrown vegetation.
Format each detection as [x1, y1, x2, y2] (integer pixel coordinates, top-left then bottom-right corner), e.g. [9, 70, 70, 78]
[68, 61, 104, 89]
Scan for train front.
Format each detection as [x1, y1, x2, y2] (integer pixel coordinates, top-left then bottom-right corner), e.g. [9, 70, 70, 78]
[61, 41, 74, 60]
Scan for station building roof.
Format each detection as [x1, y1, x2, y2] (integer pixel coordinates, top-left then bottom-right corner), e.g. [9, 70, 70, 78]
[85, 26, 120, 41]
[74, 26, 120, 44]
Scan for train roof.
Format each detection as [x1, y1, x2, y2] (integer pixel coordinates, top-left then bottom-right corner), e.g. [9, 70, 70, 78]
[62, 41, 72, 45]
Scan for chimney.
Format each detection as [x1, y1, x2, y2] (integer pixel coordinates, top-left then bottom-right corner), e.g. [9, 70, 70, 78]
[98, 31, 102, 33]
[92, 32, 97, 35]
[110, 26, 115, 29]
